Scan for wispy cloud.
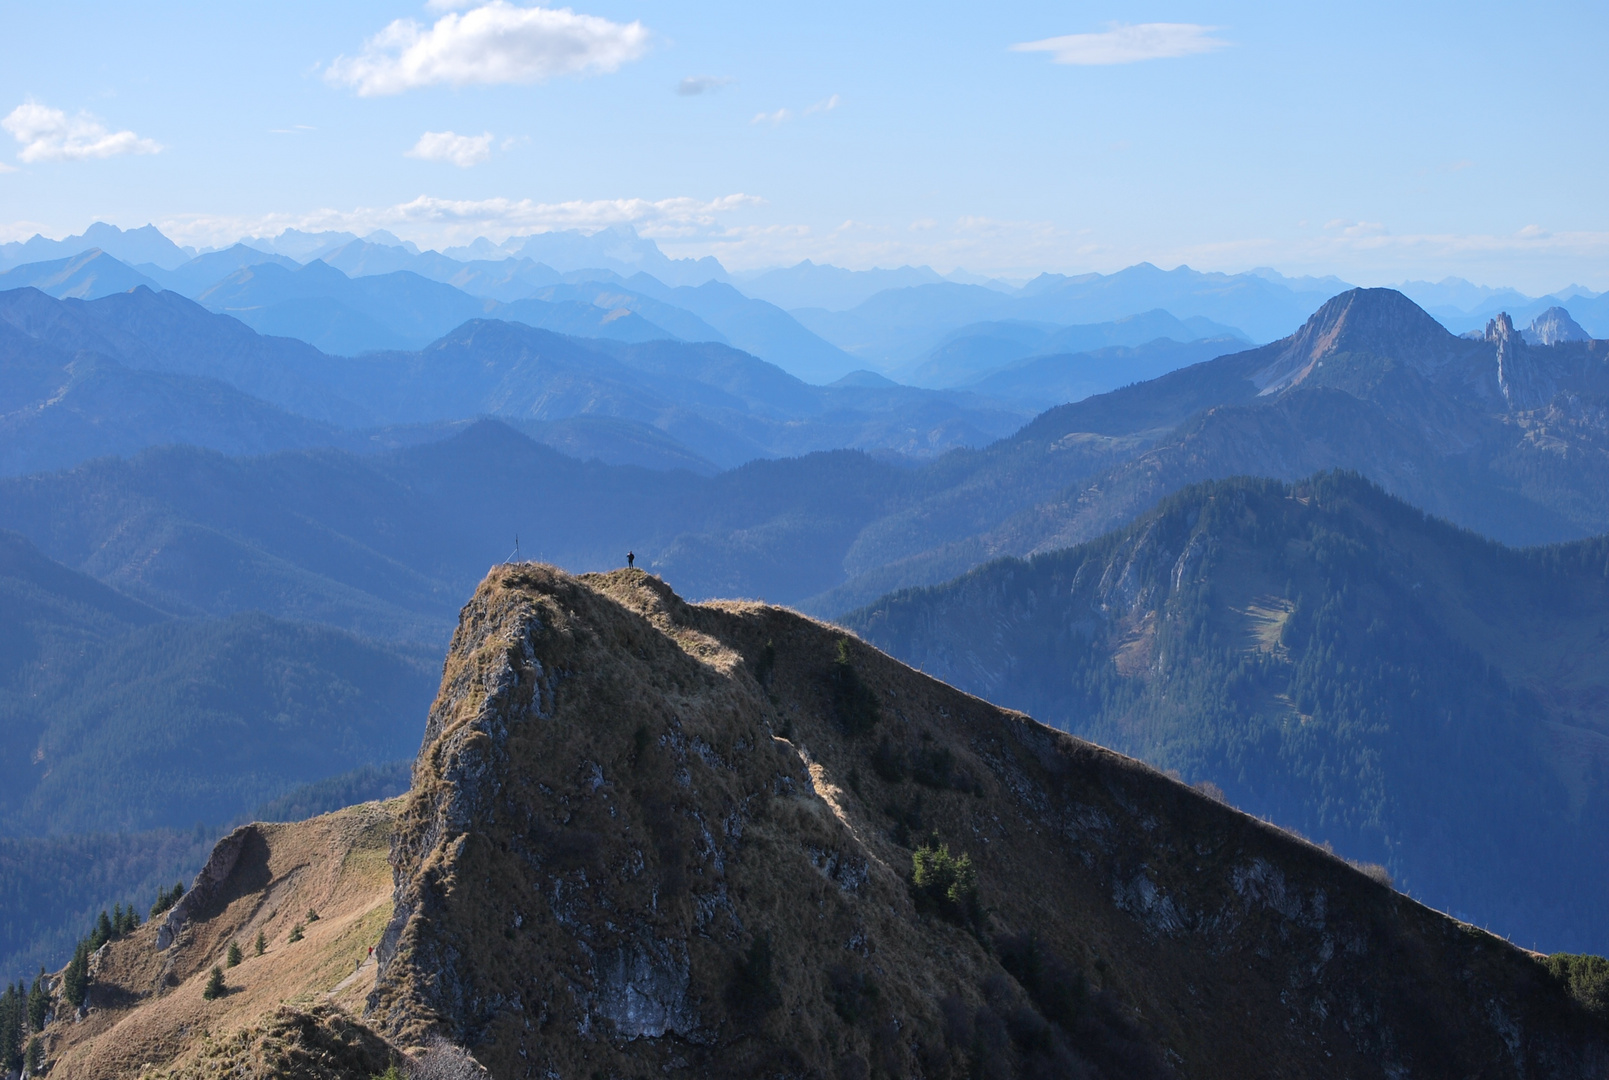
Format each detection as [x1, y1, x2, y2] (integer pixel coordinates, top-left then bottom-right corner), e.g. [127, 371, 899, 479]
[326, 2, 649, 96]
[1012, 23, 1228, 65]
[752, 94, 840, 126]
[269, 124, 317, 135]
[2, 101, 161, 162]
[0, 162, 16, 174]
[407, 130, 494, 167]
[678, 75, 734, 96]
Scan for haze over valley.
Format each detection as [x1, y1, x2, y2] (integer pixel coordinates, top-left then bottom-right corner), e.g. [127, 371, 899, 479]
[4, 3, 1609, 1076]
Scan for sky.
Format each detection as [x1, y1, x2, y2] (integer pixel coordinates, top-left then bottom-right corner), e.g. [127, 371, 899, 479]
[1, 1, 1606, 291]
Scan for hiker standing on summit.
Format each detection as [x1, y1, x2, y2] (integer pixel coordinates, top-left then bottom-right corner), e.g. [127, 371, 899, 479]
[627, 551, 635, 568]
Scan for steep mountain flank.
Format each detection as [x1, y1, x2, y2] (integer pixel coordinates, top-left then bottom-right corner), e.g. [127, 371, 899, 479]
[845, 472, 1609, 953]
[352, 566, 1606, 1077]
[35, 802, 405, 1079]
[812, 288, 1609, 613]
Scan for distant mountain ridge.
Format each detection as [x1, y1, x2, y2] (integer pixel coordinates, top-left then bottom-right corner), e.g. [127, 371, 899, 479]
[0, 286, 1024, 475]
[806, 287, 1609, 613]
[0, 222, 194, 272]
[908, 308, 1248, 389]
[846, 471, 1609, 953]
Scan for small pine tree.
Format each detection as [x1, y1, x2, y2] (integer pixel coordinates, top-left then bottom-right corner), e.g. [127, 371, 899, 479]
[62, 941, 90, 1008]
[306, 907, 320, 922]
[226, 941, 243, 967]
[202, 965, 226, 1001]
[0, 982, 20, 1074]
[254, 930, 267, 956]
[26, 1035, 42, 1075]
[150, 882, 185, 920]
[91, 910, 113, 950]
[911, 837, 981, 929]
[287, 923, 305, 944]
[111, 904, 124, 936]
[27, 970, 47, 1030]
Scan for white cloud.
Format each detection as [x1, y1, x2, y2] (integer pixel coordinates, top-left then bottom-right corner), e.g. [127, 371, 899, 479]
[326, 2, 649, 96]
[1012, 23, 1228, 65]
[0, 162, 16, 174]
[752, 95, 839, 127]
[407, 130, 494, 167]
[2, 101, 161, 162]
[678, 75, 734, 96]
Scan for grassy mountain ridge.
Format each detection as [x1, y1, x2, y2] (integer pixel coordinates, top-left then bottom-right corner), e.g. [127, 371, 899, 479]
[845, 471, 1609, 952]
[27, 564, 1609, 1076]
[375, 566, 1609, 1075]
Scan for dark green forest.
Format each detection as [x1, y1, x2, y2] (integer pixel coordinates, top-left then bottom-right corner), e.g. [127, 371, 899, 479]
[0, 530, 435, 982]
[849, 472, 1609, 953]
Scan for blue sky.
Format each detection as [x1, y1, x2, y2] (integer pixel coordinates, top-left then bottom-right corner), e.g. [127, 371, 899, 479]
[1, 1, 1606, 290]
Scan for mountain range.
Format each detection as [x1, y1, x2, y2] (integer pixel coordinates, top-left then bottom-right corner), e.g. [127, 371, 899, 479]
[847, 471, 1609, 953]
[5, 285, 1607, 636]
[7, 238, 1609, 992]
[0, 286, 1027, 475]
[807, 288, 1609, 614]
[33, 565, 1609, 1078]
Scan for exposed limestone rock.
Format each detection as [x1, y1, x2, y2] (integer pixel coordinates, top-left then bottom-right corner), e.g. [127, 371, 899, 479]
[1488, 311, 1558, 407]
[1525, 305, 1592, 345]
[155, 824, 253, 950]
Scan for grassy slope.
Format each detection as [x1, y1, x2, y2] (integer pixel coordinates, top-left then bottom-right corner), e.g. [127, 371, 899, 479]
[366, 565, 1607, 1078]
[41, 802, 401, 1080]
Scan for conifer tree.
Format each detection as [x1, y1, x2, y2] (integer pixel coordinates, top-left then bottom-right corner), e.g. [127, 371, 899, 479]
[92, 909, 113, 949]
[25, 1036, 42, 1075]
[254, 930, 267, 956]
[0, 982, 20, 1073]
[288, 923, 305, 943]
[202, 966, 226, 1001]
[27, 970, 47, 1031]
[62, 941, 90, 1008]
[226, 942, 243, 967]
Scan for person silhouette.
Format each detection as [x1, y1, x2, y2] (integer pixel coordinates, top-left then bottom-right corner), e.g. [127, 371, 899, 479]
[627, 551, 635, 568]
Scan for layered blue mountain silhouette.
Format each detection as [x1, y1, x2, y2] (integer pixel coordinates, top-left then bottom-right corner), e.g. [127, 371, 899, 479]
[6, 241, 1609, 971]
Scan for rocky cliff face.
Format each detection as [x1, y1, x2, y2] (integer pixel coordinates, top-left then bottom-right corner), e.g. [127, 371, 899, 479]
[361, 564, 1608, 1078]
[1526, 306, 1592, 346]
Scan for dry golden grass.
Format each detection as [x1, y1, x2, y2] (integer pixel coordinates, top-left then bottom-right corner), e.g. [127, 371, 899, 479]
[366, 565, 1607, 1079]
[42, 564, 1609, 1079]
[41, 801, 400, 1080]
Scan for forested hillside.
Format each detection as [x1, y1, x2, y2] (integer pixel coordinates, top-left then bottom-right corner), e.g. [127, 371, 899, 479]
[847, 472, 1609, 953]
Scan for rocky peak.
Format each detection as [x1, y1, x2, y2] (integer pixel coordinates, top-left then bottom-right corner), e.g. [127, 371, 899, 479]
[1487, 311, 1556, 406]
[359, 564, 1607, 1079]
[1485, 310, 1518, 344]
[1524, 306, 1591, 345]
[1252, 288, 1460, 396]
